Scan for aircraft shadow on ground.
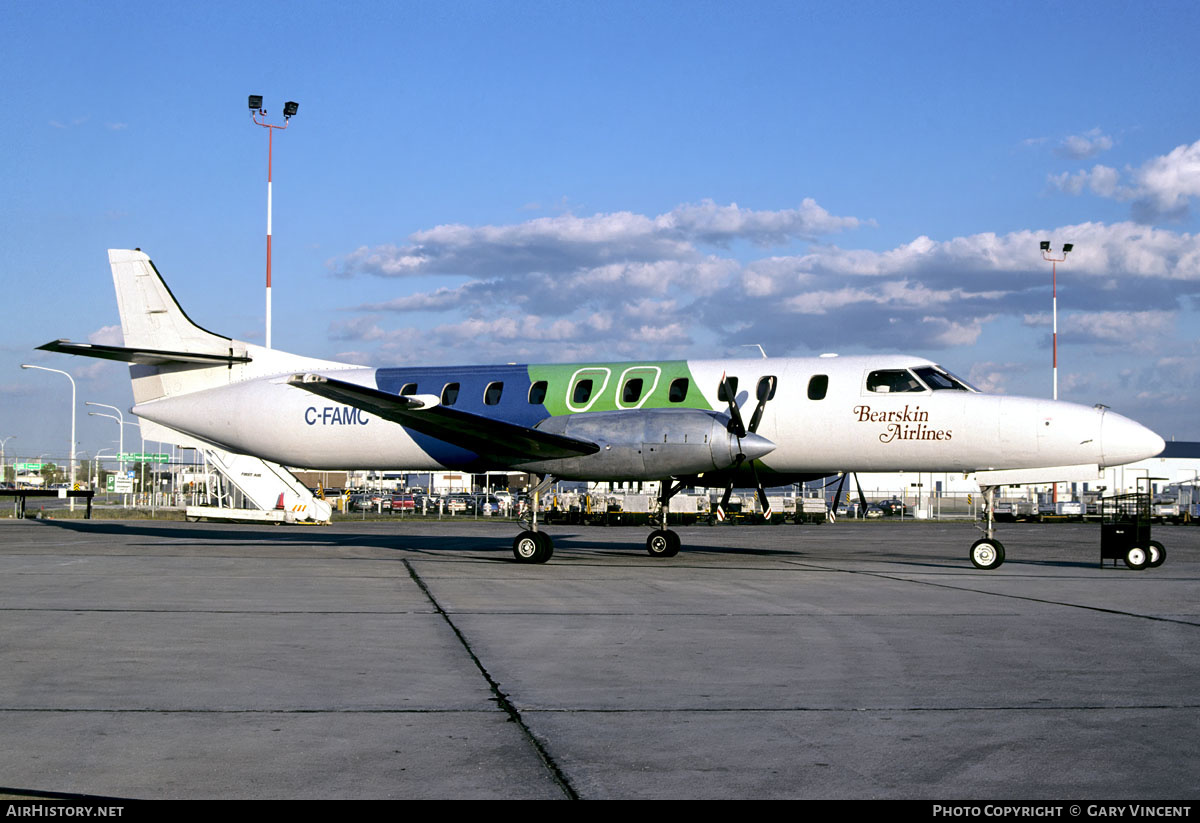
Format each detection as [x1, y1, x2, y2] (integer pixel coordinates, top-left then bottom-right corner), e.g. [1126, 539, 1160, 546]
[34, 521, 1133, 570]
[33, 519, 815, 561]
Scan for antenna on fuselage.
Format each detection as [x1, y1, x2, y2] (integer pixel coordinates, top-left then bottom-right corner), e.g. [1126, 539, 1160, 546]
[739, 344, 768, 359]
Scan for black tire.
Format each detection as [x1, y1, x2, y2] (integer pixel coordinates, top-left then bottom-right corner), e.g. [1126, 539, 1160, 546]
[1147, 540, 1165, 568]
[646, 529, 681, 558]
[970, 538, 1005, 570]
[513, 530, 552, 564]
[1125, 546, 1148, 570]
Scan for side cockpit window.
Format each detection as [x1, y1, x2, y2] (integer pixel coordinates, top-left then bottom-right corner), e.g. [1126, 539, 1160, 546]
[866, 369, 925, 394]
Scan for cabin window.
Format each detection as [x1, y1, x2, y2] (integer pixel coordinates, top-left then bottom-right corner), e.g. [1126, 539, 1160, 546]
[484, 381, 504, 405]
[528, 381, 548, 405]
[400, 383, 417, 396]
[572, 379, 594, 405]
[717, 376, 739, 401]
[756, 376, 778, 402]
[622, 378, 644, 404]
[807, 375, 828, 400]
[866, 369, 924, 393]
[441, 382, 460, 405]
[669, 378, 689, 403]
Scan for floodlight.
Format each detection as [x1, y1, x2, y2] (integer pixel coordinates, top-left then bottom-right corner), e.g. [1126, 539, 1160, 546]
[248, 94, 263, 111]
[283, 101, 299, 118]
[1062, 243, 1074, 253]
[1039, 241, 1050, 251]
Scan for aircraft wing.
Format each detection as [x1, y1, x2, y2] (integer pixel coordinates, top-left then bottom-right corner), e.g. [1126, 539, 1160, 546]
[287, 373, 600, 464]
[37, 339, 251, 366]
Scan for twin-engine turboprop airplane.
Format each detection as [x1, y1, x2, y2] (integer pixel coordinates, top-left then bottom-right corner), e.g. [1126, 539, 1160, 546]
[40, 249, 1165, 567]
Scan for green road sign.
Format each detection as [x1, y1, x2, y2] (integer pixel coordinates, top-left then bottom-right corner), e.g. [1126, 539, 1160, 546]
[16, 462, 43, 471]
[118, 453, 170, 463]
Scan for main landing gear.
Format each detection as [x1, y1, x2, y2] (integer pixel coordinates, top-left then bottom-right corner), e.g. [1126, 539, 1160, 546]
[646, 480, 686, 558]
[512, 475, 556, 564]
[970, 485, 1006, 570]
[511, 476, 693, 563]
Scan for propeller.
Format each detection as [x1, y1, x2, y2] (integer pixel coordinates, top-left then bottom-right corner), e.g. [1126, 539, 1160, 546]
[715, 373, 776, 522]
[827, 471, 870, 519]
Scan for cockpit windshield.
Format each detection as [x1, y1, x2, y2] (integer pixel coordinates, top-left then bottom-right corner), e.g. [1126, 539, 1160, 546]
[914, 366, 977, 392]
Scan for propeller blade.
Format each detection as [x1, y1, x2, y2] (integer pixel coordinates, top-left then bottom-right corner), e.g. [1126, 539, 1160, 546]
[717, 482, 734, 521]
[747, 375, 775, 434]
[720, 372, 746, 438]
[750, 461, 772, 520]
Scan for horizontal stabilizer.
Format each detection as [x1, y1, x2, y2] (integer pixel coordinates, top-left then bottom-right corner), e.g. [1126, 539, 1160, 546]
[37, 339, 251, 367]
[971, 463, 1102, 487]
[287, 373, 600, 464]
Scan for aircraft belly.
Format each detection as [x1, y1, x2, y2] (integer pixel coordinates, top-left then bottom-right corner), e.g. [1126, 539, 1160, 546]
[132, 379, 463, 471]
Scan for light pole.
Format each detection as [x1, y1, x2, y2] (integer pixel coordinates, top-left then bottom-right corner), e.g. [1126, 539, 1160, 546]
[87, 402, 132, 505]
[1039, 241, 1074, 401]
[21, 365, 76, 510]
[248, 94, 299, 350]
[92, 449, 112, 491]
[86, 402, 125, 474]
[0, 435, 14, 486]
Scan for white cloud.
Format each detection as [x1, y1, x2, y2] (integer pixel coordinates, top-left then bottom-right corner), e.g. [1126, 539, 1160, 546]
[1050, 138, 1200, 222]
[88, 325, 123, 346]
[966, 361, 1028, 395]
[1049, 165, 1121, 197]
[330, 199, 866, 279]
[1064, 309, 1175, 350]
[1056, 129, 1114, 160]
[329, 207, 1199, 370]
[1128, 139, 1200, 221]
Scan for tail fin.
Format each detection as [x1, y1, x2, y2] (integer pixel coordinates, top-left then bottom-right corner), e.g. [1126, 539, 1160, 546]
[107, 249, 252, 406]
[38, 248, 353, 449]
[109, 249, 238, 357]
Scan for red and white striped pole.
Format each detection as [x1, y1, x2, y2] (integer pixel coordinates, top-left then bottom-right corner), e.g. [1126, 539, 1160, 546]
[1039, 242, 1072, 402]
[249, 97, 298, 350]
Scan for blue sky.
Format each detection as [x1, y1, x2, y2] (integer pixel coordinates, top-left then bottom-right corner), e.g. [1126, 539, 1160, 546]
[3, 0, 1199, 467]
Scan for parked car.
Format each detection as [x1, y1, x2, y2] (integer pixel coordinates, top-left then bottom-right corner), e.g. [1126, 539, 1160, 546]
[876, 498, 906, 516]
[445, 494, 476, 514]
[389, 494, 416, 513]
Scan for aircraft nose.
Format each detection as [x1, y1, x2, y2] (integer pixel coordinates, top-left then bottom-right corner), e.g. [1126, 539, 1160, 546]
[1101, 411, 1165, 466]
[740, 432, 776, 463]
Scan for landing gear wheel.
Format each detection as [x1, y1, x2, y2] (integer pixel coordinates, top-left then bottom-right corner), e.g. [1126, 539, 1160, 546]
[1147, 540, 1166, 568]
[513, 530, 553, 564]
[970, 538, 1005, 570]
[1125, 546, 1148, 570]
[646, 529, 681, 558]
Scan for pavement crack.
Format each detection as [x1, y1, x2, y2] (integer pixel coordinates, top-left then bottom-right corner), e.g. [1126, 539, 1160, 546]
[403, 559, 579, 800]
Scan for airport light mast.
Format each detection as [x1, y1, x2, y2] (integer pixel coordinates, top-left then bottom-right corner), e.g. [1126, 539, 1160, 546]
[20, 365, 76, 511]
[1039, 241, 1073, 401]
[248, 95, 299, 350]
[1, 435, 14, 486]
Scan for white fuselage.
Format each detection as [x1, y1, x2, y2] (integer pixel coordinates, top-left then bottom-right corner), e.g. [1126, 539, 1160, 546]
[131, 354, 1164, 477]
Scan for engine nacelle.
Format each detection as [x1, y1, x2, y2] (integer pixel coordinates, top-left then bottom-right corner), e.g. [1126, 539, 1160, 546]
[517, 409, 775, 481]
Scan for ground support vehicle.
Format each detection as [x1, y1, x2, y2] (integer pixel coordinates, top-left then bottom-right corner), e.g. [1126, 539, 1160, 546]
[1099, 490, 1165, 570]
